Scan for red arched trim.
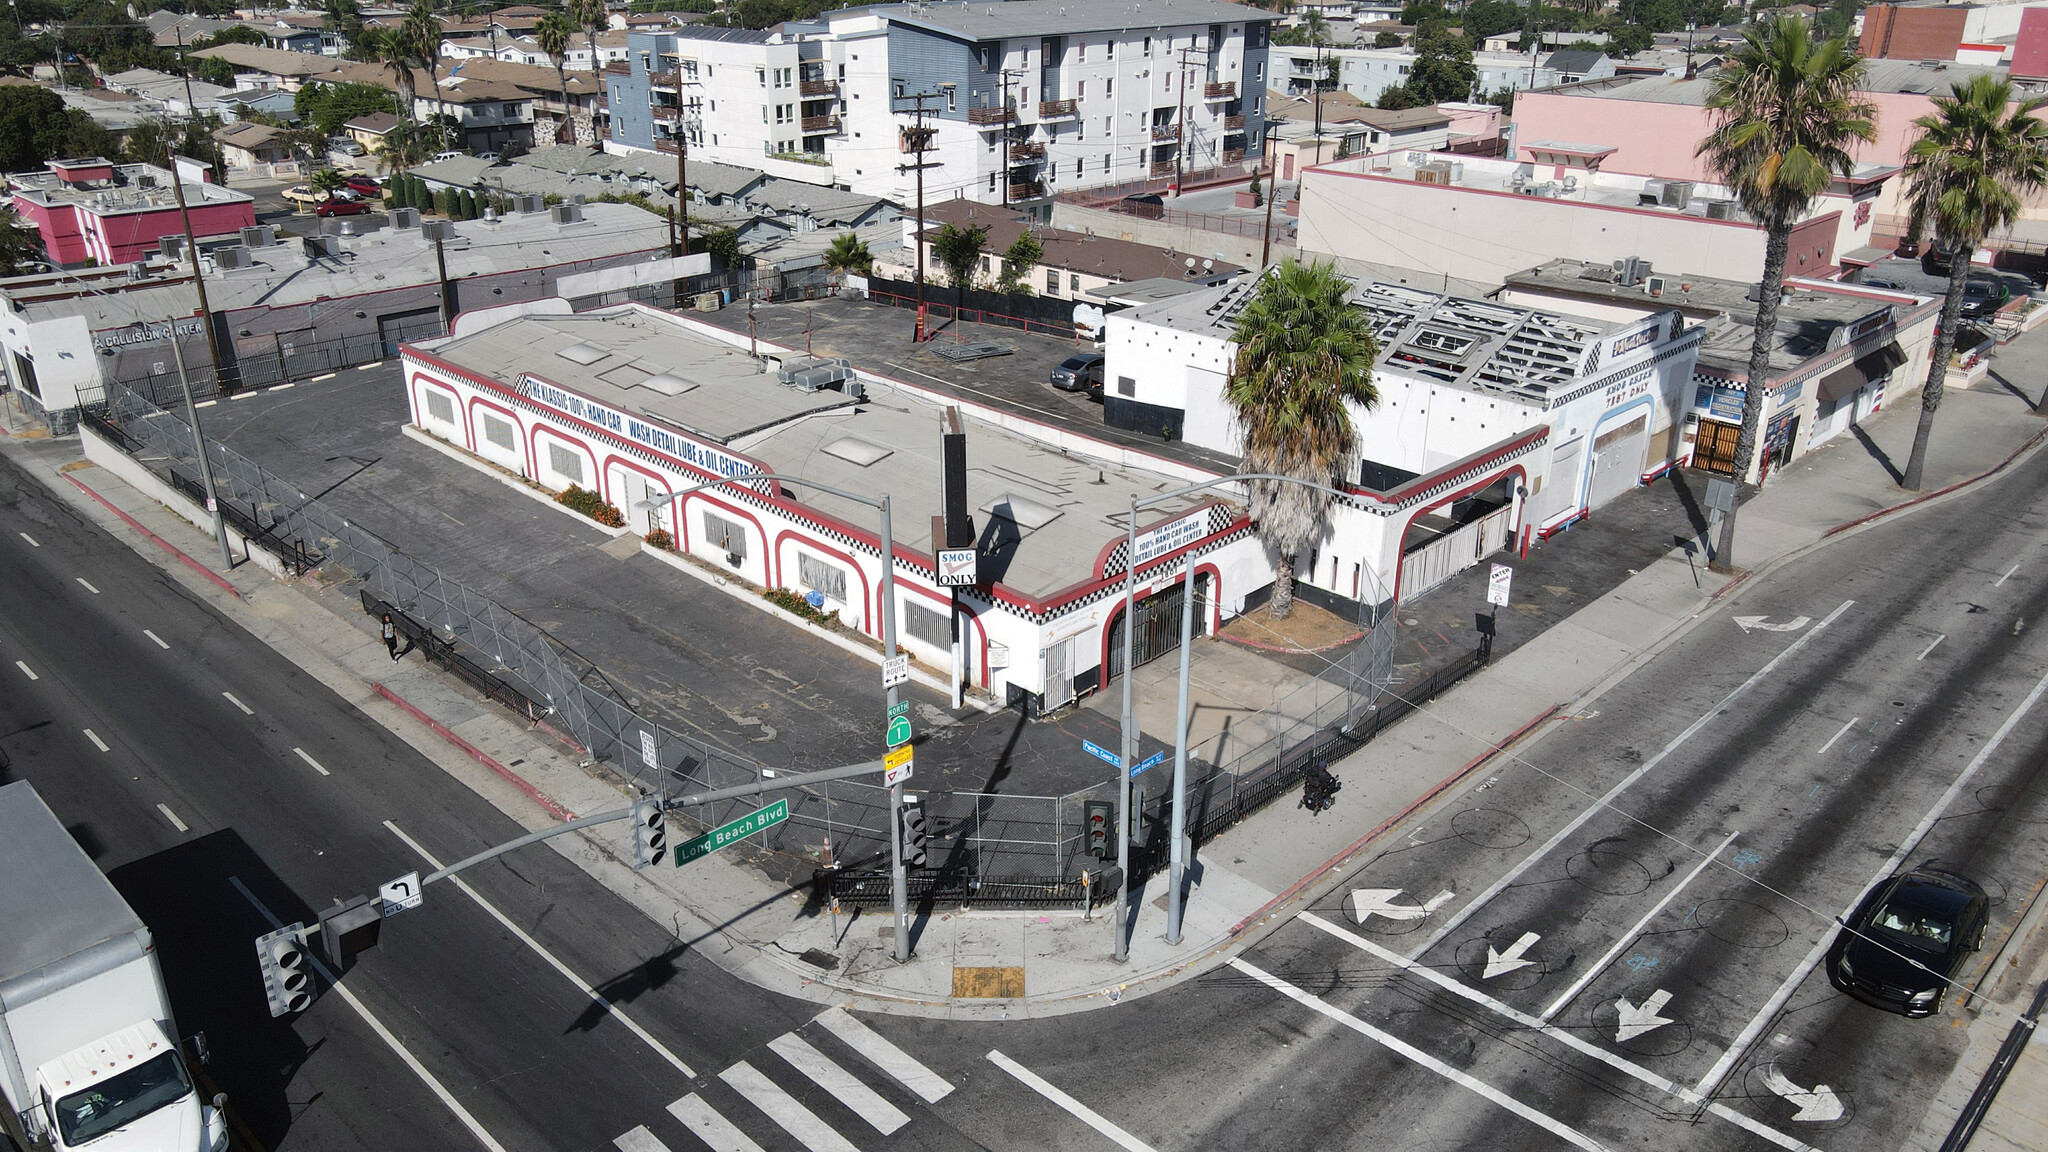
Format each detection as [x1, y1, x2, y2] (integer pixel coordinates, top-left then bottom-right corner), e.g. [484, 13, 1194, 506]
[466, 394, 529, 475]
[1389, 464, 1526, 605]
[599, 452, 672, 512]
[682, 491, 773, 584]
[528, 424, 599, 492]
[773, 531, 873, 635]
[409, 371, 469, 448]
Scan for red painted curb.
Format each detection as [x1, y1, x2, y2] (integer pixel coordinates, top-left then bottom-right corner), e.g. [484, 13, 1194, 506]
[65, 473, 243, 599]
[1228, 702, 1565, 937]
[1820, 421, 2048, 540]
[373, 682, 576, 822]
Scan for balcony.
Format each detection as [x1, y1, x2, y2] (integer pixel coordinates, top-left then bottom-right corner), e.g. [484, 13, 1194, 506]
[1008, 180, 1046, 200]
[800, 78, 838, 97]
[1225, 113, 1246, 130]
[1038, 98, 1077, 118]
[1008, 139, 1044, 160]
[764, 143, 832, 167]
[1223, 148, 1245, 163]
[968, 106, 1015, 125]
[801, 114, 841, 134]
[1151, 123, 1181, 142]
[1151, 160, 1175, 177]
[604, 61, 630, 75]
[1204, 80, 1236, 99]
[648, 70, 680, 89]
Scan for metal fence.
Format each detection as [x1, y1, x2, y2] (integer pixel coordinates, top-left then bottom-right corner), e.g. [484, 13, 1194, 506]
[105, 322, 449, 409]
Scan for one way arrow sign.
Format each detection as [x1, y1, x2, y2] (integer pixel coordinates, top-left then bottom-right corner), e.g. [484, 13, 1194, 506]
[1734, 615, 1810, 633]
[1482, 931, 1541, 979]
[1614, 989, 1675, 1041]
[1762, 1065, 1845, 1122]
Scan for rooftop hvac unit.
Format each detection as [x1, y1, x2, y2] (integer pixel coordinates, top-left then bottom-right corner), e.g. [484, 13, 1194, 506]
[390, 207, 421, 230]
[1645, 275, 1667, 295]
[1703, 198, 1736, 220]
[1510, 172, 1528, 190]
[1612, 256, 1652, 286]
[1413, 161, 1453, 185]
[159, 235, 186, 261]
[695, 291, 722, 312]
[301, 234, 339, 260]
[128, 260, 148, 280]
[515, 193, 544, 214]
[551, 203, 584, 224]
[240, 225, 270, 248]
[1405, 151, 1427, 165]
[570, 192, 586, 206]
[212, 245, 251, 271]
[420, 220, 453, 242]
[1659, 180, 1693, 209]
[1639, 178, 1666, 206]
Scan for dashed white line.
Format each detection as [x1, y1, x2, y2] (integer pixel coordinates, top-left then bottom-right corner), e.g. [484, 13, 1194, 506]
[1918, 634, 1946, 660]
[1541, 830, 1741, 1020]
[1816, 716, 1859, 755]
[767, 1032, 909, 1134]
[144, 629, 169, 649]
[293, 747, 331, 776]
[84, 729, 110, 752]
[986, 1049, 1157, 1152]
[18, 532, 38, 546]
[15, 660, 35, 681]
[77, 578, 100, 594]
[223, 691, 254, 715]
[156, 803, 188, 832]
[718, 1062, 859, 1152]
[1995, 564, 2020, 587]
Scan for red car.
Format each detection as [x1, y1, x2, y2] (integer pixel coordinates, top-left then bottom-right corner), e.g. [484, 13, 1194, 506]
[314, 197, 371, 217]
[345, 175, 381, 197]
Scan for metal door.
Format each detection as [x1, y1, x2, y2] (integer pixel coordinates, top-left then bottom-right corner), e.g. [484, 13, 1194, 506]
[1043, 638, 1075, 709]
[1587, 413, 1649, 509]
[1105, 575, 1208, 682]
[1693, 419, 1740, 475]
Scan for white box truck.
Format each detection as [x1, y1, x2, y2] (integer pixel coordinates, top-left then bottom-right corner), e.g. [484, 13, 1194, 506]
[0, 782, 227, 1152]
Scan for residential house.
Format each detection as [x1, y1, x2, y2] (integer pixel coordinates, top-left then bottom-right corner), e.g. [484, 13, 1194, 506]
[1542, 49, 1614, 85]
[213, 120, 290, 168]
[890, 199, 1240, 300]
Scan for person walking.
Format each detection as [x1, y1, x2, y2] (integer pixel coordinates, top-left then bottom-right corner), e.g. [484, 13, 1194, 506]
[381, 613, 400, 661]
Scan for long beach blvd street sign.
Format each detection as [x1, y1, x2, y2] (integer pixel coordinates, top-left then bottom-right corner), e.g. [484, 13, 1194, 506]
[674, 799, 790, 866]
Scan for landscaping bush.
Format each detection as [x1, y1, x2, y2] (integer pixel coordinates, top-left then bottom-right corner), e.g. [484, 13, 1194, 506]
[764, 587, 833, 626]
[643, 528, 674, 550]
[555, 485, 624, 526]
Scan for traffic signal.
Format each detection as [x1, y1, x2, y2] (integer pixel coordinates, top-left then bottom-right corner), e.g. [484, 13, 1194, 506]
[255, 924, 312, 1017]
[900, 798, 929, 868]
[633, 796, 667, 869]
[318, 895, 382, 974]
[1085, 800, 1114, 860]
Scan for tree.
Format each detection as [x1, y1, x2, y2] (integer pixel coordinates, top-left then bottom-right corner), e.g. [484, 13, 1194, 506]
[1483, 86, 1517, 114]
[0, 208, 45, 277]
[383, 118, 436, 178]
[1376, 84, 1426, 110]
[323, 0, 364, 53]
[192, 24, 265, 50]
[1373, 30, 1404, 47]
[535, 11, 577, 144]
[1898, 76, 2048, 486]
[194, 56, 236, 86]
[998, 229, 1042, 292]
[296, 81, 398, 137]
[310, 167, 349, 203]
[366, 26, 419, 121]
[1695, 16, 1874, 568]
[1608, 23, 1654, 57]
[1226, 259, 1380, 620]
[460, 188, 478, 218]
[696, 226, 742, 266]
[931, 221, 987, 309]
[1407, 26, 1478, 103]
[1400, 1, 1454, 26]
[1248, 171, 1264, 206]
[1461, 0, 1527, 41]
[820, 231, 872, 280]
[0, 85, 117, 172]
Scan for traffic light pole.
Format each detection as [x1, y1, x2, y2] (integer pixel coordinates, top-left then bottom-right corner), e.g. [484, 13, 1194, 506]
[880, 495, 911, 963]
[1113, 501, 1138, 962]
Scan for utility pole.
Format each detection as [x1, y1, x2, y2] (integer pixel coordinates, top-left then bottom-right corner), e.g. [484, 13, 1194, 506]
[894, 89, 944, 343]
[1260, 123, 1280, 267]
[165, 138, 226, 399]
[1312, 36, 1325, 168]
[431, 226, 452, 330]
[1174, 44, 1199, 191]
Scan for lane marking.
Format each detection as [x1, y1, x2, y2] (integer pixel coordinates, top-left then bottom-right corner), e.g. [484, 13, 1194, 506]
[1917, 634, 1945, 660]
[767, 1033, 910, 1134]
[145, 629, 169, 649]
[1816, 717, 1858, 755]
[223, 691, 254, 715]
[719, 1061, 859, 1152]
[1541, 830, 1741, 1020]
[1695, 664, 2048, 1101]
[614, 1127, 673, 1152]
[667, 1094, 767, 1152]
[156, 803, 188, 832]
[986, 1049, 1157, 1152]
[1230, 960, 1615, 1152]
[19, 532, 37, 546]
[382, 821, 696, 1077]
[293, 747, 331, 776]
[1414, 599, 1854, 959]
[1995, 564, 2019, 587]
[812, 1007, 954, 1102]
[77, 578, 100, 594]
[16, 660, 36, 680]
[1295, 913, 1814, 1151]
[84, 729, 110, 752]
[228, 876, 510, 1152]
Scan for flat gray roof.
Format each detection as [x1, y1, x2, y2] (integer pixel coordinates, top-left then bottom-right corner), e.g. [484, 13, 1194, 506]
[1568, 58, 2047, 104]
[0, 782, 145, 990]
[863, 0, 1271, 41]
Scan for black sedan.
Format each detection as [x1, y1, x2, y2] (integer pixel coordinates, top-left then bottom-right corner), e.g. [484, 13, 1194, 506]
[1961, 278, 2011, 319]
[1827, 867, 1989, 1017]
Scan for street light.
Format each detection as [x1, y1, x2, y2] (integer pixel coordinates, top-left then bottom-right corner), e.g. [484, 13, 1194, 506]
[1114, 471, 1357, 955]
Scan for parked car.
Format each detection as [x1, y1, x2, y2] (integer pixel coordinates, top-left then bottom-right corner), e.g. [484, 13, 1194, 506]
[281, 184, 324, 207]
[314, 197, 371, 217]
[1051, 351, 1105, 398]
[345, 175, 382, 197]
[474, 150, 503, 163]
[433, 150, 465, 162]
[1827, 866, 1989, 1017]
[1961, 278, 2011, 319]
[327, 135, 365, 157]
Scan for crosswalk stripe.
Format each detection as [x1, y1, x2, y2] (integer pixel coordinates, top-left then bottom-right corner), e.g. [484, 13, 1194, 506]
[813, 1007, 954, 1102]
[720, 1061, 861, 1152]
[614, 1125, 672, 1152]
[666, 1095, 767, 1152]
[769, 1033, 910, 1134]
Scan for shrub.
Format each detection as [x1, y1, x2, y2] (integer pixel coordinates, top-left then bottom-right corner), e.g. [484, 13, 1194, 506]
[643, 528, 674, 550]
[555, 485, 624, 526]
[764, 586, 834, 626]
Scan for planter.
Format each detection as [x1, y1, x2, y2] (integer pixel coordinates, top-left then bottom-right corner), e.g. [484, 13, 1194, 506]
[1235, 191, 1260, 209]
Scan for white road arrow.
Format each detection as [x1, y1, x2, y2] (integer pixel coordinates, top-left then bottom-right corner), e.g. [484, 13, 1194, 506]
[1733, 615, 1812, 633]
[1348, 888, 1455, 924]
[1613, 989, 1675, 1041]
[1482, 931, 1541, 979]
[1762, 1065, 1845, 1122]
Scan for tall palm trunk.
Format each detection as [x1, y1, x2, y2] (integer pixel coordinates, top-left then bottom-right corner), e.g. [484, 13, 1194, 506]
[587, 30, 603, 142]
[1900, 247, 1974, 490]
[1270, 552, 1297, 620]
[554, 64, 571, 143]
[1712, 224, 1791, 572]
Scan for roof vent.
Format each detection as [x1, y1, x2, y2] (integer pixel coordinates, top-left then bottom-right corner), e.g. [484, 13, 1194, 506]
[638, 373, 693, 395]
[556, 342, 609, 365]
[821, 436, 892, 466]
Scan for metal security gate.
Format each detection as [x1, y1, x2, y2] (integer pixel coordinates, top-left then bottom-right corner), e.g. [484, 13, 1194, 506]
[1587, 413, 1649, 509]
[1398, 504, 1515, 605]
[1106, 575, 1210, 682]
[377, 308, 446, 356]
[1693, 418, 1741, 476]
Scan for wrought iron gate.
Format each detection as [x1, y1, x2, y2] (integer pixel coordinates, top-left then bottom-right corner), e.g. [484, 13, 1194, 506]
[1106, 575, 1209, 681]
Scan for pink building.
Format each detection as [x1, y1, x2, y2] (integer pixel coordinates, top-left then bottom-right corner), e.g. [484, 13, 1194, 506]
[6, 158, 256, 269]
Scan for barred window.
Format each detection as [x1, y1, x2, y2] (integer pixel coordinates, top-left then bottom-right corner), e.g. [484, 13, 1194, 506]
[546, 442, 584, 485]
[481, 412, 515, 450]
[902, 599, 950, 648]
[424, 389, 454, 424]
[798, 552, 846, 603]
[703, 510, 748, 557]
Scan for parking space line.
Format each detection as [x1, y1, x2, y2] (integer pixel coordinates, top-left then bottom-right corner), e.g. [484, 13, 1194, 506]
[223, 691, 254, 715]
[273, 381, 297, 389]
[1414, 599, 1854, 959]
[19, 532, 37, 546]
[357, 361, 384, 370]
[78, 578, 99, 594]
[293, 747, 331, 776]
[381, 820, 696, 1077]
[195, 399, 217, 408]
[15, 660, 36, 680]
[84, 729, 110, 752]
[1296, 913, 1814, 1151]
[1816, 717, 1858, 755]
[229, 876, 510, 1152]
[1918, 634, 1945, 660]
[1231, 960, 1615, 1152]
[156, 803, 188, 832]
[986, 1050, 1157, 1152]
[1695, 664, 2048, 1102]
[1541, 830, 1741, 1021]
[145, 629, 169, 649]
[1995, 564, 2019, 587]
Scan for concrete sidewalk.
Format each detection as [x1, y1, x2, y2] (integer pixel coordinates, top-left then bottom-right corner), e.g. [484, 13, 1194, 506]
[5, 357, 2045, 1021]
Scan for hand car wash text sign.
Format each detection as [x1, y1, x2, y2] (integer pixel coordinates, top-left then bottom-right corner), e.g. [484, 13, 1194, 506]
[1129, 508, 1211, 569]
[516, 372, 756, 481]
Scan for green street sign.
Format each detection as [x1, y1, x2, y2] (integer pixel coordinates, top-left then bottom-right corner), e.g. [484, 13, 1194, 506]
[674, 799, 789, 866]
[888, 700, 909, 720]
[887, 714, 913, 748]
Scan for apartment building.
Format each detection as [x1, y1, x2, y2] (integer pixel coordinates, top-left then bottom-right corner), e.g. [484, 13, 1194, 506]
[1274, 42, 1559, 104]
[607, 27, 834, 183]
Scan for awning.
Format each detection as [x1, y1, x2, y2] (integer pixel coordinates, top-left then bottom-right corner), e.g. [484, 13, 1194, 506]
[1816, 341, 1907, 403]
[1838, 245, 1891, 268]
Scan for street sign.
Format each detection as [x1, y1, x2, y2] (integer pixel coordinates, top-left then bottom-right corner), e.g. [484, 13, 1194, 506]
[882, 654, 910, 689]
[937, 548, 978, 587]
[887, 714, 913, 747]
[885, 745, 914, 772]
[1082, 739, 1122, 768]
[1129, 751, 1167, 778]
[1706, 477, 1737, 514]
[639, 730, 658, 771]
[1487, 564, 1513, 607]
[887, 700, 909, 720]
[885, 752, 914, 788]
[674, 799, 790, 866]
[379, 872, 423, 915]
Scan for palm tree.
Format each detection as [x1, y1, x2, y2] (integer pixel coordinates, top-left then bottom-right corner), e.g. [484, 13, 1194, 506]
[535, 11, 577, 145]
[1694, 16, 1875, 571]
[1226, 259, 1380, 620]
[1898, 74, 2048, 489]
[403, 0, 450, 149]
[821, 232, 872, 284]
[310, 166, 349, 201]
[367, 27, 418, 122]
[571, 0, 608, 142]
